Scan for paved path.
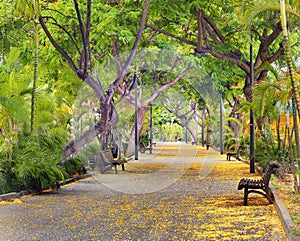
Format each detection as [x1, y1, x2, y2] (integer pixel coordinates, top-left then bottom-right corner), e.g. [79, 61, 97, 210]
[0, 142, 287, 240]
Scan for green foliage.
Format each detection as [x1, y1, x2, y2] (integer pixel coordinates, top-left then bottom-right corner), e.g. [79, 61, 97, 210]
[223, 127, 238, 152]
[74, 141, 99, 168]
[0, 125, 71, 194]
[12, 132, 67, 191]
[0, 162, 8, 194]
[254, 126, 290, 170]
[62, 157, 86, 177]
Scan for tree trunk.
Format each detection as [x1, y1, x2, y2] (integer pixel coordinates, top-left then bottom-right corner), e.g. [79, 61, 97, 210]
[126, 106, 146, 157]
[280, 0, 300, 192]
[180, 117, 198, 143]
[31, 16, 39, 133]
[62, 75, 118, 159]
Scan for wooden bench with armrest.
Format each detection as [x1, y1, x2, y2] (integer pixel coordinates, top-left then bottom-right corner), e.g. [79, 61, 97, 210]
[237, 161, 280, 205]
[226, 145, 241, 161]
[102, 149, 132, 174]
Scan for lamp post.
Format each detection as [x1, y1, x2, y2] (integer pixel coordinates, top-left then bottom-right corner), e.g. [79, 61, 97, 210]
[250, 43, 255, 173]
[201, 109, 205, 147]
[149, 103, 153, 154]
[185, 116, 188, 143]
[134, 74, 139, 160]
[220, 92, 223, 154]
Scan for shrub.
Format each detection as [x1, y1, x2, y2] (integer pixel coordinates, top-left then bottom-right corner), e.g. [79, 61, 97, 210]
[62, 157, 87, 177]
[13, 132, 67, 192]
[0, 162, 8, 194]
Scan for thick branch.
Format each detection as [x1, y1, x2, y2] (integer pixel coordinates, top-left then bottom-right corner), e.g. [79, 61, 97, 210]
[262, 22, 282, 51]
[196, 8, 203, 52]
[84, 75, 105, 102]
[86, 0, 91, 41]
[74, 0, 88, 78]
[106, 0, 151, 104]
[267, 44, 284, 64]
[203, 14, 225, 43]
[112, 38, 123, 76]
[145, 23, 196, 46]
[39, 16, 79, 76]
[62, 103, 119, 159]
[255, 21, 282, 68]
[144, 66, 192, 105]
[63, 120, 103, 159]
[203, 21, 221, 45]
[86, 0, 92, 71]
[202, 21, 210, 48]
[42, 16, 81, 54]
[196, 47, 250, 73]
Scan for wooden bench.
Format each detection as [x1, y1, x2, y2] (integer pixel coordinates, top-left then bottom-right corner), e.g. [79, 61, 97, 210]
[102, 149, 131, 174]
[226, 145, 241, 161]
[237, 161, 280, 205]
[139, 141, 155, 153]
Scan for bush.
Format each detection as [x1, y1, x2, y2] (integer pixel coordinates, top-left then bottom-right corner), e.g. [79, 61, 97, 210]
[0, 163, 8, 194]
[1, 130, 67, 192]
[254, 127, 290, 171]
[62, 157, 87, 177]
[13, 134, 67, 191]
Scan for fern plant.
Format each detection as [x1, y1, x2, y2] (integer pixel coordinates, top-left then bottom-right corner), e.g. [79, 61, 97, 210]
[0, 162, 8, 194]
[13, 132, 67, 192]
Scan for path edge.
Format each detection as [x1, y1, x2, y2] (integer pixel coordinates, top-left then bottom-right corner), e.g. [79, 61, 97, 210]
[270, 183, 300, 241]
[0, 172, 97, 201]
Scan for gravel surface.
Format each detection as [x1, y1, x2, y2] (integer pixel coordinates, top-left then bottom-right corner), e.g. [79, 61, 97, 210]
[0, 143, 287, 241]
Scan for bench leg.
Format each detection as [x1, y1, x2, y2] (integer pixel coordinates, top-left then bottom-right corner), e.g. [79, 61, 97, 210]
[121, 164, 125, 171]
[265, 189, 274, 204]
[244, 187, 249, 206]
[114, 165, 118, 174]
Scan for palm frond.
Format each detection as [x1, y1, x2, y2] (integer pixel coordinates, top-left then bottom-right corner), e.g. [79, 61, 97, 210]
[242, 1, 299, 29]
[0, 96, 28, 122]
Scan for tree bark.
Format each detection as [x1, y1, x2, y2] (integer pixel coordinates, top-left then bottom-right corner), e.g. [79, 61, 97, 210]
[126, 106, 146, 157]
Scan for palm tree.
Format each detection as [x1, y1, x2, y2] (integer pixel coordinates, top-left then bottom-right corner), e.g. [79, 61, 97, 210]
[240, 0, 299, 190]
[14, 0, 40, 133]
[280, 0, 300, 191]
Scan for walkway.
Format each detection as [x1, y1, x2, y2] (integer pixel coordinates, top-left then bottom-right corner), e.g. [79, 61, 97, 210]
[0, 142, 287, 240]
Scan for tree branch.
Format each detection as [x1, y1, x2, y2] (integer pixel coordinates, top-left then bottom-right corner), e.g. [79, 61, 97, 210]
[203, 21, 221, 45]
[196, 47, 250, 73]
[39, 16, 79, 75]
[42, 16, 81, 54]
[144, 66, 192, 105]
[267, 44, 284, 64]
[112, 37, 123, 76]
[74, 0, 88, 79]
[196, 8, 203, 52]
[106, 0, 151, 104]
[255, 21, 282, 68]
[145, 23, 196, 46]
[203, 14, 225, 43]
[86, 0, 92, 72]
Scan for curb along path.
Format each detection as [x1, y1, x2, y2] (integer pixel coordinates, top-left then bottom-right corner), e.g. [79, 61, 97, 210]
[0, 142, 289, 240]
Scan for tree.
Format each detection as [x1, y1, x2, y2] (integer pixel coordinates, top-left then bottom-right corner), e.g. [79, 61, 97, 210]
[145, 1, 288, 140]
[279, 0, 300, 191]
[14, 0, 41, 133]
[39, 0, 151, 159]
